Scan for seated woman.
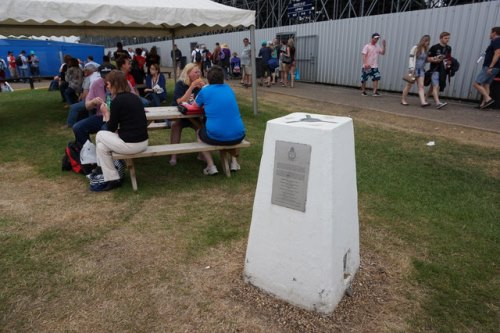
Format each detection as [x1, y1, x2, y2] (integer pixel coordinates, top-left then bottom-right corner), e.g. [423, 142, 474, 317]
[144, 63, 166, 107]
[194, 66, 246, 175]
[92, 70, 149, 191]
[64, 57, 83, 105]
[169, 63, 205, 166]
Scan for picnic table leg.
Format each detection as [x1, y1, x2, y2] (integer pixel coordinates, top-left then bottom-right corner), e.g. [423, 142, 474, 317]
[124, 158, 138, 191]
[219, 150, 231, 177]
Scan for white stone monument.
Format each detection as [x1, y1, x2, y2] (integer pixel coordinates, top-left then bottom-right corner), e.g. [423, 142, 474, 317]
[244, 112, 360, 314]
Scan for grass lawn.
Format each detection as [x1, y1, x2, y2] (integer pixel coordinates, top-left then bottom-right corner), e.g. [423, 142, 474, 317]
[0, 87, 498, 332]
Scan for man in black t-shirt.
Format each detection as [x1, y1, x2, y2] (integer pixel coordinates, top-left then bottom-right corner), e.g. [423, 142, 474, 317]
[473, 26, 500, 109]
[427, 32, 452, 109]
[113, 42, 130, 60]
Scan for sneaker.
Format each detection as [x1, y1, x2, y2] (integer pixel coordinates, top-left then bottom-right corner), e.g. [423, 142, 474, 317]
[203, 165, 218, 176]
[436, 102, 447, 109]
[88, 173, 104, 185]
[361, 91, 368, 96]
[480, 99, 495, 109]
[86, 166, 103, 180]
[372, 92, 381, 97]
[90, 179, 122, 192]
[230, 161, 241, 172]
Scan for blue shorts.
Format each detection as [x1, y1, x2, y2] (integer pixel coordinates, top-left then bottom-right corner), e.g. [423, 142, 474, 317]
[415, 68, 425, 78]
[361, 68, 381, 82]
[475, 66, 500, 85]
[431, 71, 440, 86]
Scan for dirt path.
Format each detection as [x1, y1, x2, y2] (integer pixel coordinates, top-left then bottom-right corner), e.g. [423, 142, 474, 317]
[235, 85, 500, 150]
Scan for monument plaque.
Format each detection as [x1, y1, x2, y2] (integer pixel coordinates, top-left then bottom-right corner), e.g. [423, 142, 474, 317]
[271, 140, 311, 212]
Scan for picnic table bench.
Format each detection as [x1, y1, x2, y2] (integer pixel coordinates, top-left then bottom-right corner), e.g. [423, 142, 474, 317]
[113, 140, 251, 191]
[112, 106, 250, 191]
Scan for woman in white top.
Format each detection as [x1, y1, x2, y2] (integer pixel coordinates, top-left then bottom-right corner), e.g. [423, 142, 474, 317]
[401, 35, 431, 107]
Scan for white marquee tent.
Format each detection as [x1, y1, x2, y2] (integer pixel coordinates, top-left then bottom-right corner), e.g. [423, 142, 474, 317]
[0, 0, 259, 113]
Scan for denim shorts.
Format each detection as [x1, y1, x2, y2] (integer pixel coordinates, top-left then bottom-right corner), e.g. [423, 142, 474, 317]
[360, 68, 381, 82]
[415, 68, 425, 78]
[431, 71, 440, 86]
[475, 66, 500, 85]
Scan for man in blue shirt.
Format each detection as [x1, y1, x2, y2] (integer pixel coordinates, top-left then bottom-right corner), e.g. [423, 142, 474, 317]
[473, 26, 500, 109]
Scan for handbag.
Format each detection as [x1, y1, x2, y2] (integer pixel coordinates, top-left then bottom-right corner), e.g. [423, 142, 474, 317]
[402, 72, 416, 84]
[282, 55, 292, 64]
[178, 102, 204, 115]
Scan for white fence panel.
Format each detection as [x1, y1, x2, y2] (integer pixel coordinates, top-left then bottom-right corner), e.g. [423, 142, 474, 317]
[116, 2, 499, 100]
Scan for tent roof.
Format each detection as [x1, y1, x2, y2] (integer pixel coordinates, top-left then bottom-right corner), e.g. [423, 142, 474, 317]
[0, 0, 255, 38]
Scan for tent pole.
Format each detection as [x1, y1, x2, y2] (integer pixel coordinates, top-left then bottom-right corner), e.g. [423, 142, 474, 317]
[250, 25, 258, 116]
[171, 32, 178, 82]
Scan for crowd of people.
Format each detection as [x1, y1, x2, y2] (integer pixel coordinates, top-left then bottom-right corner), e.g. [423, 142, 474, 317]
[0, 50, 40, 90]
[56, 41, 246, 191]
[362, 27, 499, 110]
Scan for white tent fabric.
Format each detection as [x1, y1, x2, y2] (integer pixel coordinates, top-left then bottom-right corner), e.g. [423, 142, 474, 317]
[0, 0, 255, 37]
[0, 0, 258, 114]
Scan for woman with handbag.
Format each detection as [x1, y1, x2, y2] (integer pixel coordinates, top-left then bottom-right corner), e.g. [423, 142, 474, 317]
[280, 40, 292, 87]
[144, 63, 167, 107]
[401, 35, 431, 107]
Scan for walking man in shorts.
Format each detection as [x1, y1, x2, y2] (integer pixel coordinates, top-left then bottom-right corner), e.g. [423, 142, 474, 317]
[360, 33, 386, 96]
[428, 32, 452, 109]
[473, 26, 500, 109]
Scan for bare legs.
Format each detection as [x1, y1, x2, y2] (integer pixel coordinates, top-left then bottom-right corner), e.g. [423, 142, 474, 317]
[473, 81, 492, 107]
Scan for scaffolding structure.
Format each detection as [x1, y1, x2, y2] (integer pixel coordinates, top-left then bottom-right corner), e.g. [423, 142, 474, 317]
[80, 0, 490, 47]
[214, 0, 488, 28]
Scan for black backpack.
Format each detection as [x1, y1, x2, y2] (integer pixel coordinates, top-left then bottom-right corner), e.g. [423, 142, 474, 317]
[195, 50, 202, 63]
[15, 56, 23, 66]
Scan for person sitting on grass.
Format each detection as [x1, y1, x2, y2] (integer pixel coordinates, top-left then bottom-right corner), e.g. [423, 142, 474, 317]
[192, 65, 246, 175]
[91, 70, 149, 192]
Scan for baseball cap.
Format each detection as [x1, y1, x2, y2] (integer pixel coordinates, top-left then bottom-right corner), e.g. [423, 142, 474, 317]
[30, 50, 35, 55]
[98, 64, 114, 78]
[372, 33, 381, 39]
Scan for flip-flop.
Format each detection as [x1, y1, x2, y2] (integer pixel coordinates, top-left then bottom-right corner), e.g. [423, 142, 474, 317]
[421, 103, 431, 107]
[480, 99, 495, 109]
[401, 102, 409, 106]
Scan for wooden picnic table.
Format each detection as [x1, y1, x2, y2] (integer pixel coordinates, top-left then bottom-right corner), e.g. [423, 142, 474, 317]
[144, 106, 202, 121]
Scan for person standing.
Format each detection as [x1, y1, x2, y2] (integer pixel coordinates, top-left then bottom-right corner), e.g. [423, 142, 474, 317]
[191, 44, 203, 75]
[113, 42, 129, 60]
[7, 51, 18, 81]
[0, 56, 6, 91]
[427, 32, 452, 109]
[258, 41, 272, 87]
[17, 50, 29, 82]
[241, 38, 252, 87]
[28, 51, 40, 78]
[360, 33, 386, 96]
[473, 26, 500, 109]
[171, 44, 182, 76]
[401, 35, 431, 107]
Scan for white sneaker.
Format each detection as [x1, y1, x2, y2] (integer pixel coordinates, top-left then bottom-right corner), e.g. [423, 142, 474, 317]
[436, 102, 447, 109]
[203, 165, 218, 176]
[230, 161, 241, 172]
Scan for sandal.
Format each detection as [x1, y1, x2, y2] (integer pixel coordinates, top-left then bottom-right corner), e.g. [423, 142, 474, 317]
[421, 103, 431, 107]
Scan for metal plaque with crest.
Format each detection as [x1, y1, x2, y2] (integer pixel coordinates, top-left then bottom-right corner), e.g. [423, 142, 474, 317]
[271, 140, 311, 212]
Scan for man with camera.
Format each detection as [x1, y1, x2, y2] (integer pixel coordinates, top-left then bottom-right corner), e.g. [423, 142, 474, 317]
[428, 32, 452, 109]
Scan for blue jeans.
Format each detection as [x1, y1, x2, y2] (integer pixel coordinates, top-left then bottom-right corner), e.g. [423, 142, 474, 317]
[72, 115, 106, 145]
[140, 96, 151, 107]
[18, 67, 29, 81]
[64, 87, 79, 105]
[67, 101, 86, 127]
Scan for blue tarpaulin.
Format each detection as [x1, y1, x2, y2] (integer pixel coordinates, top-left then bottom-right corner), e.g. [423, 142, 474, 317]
[0, 39, 104, 77]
